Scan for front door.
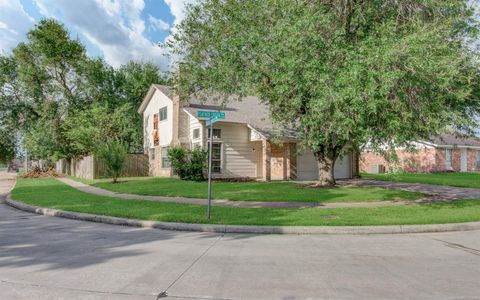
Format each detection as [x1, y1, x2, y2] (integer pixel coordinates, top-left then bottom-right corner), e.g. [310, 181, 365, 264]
[461, 148, 468, 172]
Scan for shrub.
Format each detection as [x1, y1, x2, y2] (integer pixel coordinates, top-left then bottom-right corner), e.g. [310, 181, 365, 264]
[95, 140, 128, 183]
[168, 146, 207, 181]
[22, 165, 59, 178]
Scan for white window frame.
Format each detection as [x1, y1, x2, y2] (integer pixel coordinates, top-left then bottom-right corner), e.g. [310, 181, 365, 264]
[192, 128, 200, 140]
[159, 106, 168, 121]
[161, 147, 170, 168]
[207, 128, 222, 139]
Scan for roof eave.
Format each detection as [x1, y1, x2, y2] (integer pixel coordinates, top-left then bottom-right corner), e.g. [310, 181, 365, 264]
[137, 85, 157, 114]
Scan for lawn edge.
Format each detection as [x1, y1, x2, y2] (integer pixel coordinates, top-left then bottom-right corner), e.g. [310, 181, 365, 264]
[6, 194, 480, 235]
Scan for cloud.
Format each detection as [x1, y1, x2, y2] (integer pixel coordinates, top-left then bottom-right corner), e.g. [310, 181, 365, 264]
[0, 0, 35, 53]
[148, 15, 169, 32]
[164, 0, 196, 27]
[34, 0, 169, 69]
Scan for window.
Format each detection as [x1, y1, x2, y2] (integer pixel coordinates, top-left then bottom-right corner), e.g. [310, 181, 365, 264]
[161, 147, 170, 168]
[193, 128, 200, 139]
[477, 150, 480, 169]
[159, 106, 167, 121]
[149, 148, 155, 160]
[445, 149, 452, 167]
[208, 142, 222, 173]
[207, 128, 221, 139]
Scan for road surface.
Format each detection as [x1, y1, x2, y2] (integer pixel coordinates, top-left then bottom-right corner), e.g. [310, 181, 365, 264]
[1, 172, 480, 299]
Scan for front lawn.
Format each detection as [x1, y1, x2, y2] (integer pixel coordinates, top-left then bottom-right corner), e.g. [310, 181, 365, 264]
[10, 177, 480, 226]
[83, 177, 423, 203]
[361, 172, 480, 189]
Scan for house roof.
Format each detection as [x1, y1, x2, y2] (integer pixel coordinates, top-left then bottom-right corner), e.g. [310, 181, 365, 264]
[140, 84, 295, 139]
[427, 134, 480, 147]
[137, 84, 174, 113]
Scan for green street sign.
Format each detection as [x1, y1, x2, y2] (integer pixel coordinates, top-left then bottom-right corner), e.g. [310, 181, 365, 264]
[197, 111, 225, 119]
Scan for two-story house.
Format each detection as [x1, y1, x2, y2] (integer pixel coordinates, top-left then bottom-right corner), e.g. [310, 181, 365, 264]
[138, 84, 358, 181]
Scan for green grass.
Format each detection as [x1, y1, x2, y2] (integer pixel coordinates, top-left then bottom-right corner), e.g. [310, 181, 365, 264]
[80, 177, 423, 203]
[361, 172, 480, 189]
[10, 177, 480, 226]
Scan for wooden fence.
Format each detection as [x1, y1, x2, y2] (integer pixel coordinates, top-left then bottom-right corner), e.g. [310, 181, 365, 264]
[56, 154, 149, 180]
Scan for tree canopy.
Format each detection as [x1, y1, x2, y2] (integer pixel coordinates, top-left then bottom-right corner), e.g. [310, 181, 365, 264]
[0, 18, 168, 163]
[169, 0, 480, 185]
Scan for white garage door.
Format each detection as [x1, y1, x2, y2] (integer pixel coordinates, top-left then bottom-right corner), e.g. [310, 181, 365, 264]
[296, 151, 352, 181]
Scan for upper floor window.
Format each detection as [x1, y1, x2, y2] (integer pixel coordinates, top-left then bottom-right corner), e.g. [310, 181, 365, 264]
[193, 128, 200, 139]
[207, 128, 221, 139]
[159, 106, 167, 121]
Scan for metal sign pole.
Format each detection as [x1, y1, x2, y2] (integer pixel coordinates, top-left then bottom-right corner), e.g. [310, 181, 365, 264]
[207, 118, 213, 219]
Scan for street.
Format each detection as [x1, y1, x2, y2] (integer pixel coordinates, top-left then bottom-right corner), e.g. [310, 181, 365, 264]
[1, 199, 480, 299]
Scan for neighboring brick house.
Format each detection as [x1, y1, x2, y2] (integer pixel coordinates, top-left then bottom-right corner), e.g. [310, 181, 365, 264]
[138, 84, 359, 181]
[361, 134, 480, 173]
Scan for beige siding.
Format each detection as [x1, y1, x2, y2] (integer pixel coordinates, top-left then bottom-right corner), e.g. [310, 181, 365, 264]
[210, 123, 258, 178]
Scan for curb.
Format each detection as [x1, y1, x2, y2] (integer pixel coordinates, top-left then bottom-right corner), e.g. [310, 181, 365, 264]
[5, 195, 480, 235]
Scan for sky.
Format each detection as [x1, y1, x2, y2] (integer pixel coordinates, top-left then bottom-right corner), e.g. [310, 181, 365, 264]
[0, 0, 197, 70]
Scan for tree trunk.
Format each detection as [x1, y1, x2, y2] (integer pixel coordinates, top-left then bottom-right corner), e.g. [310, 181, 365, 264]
[313, 150, 338, 187]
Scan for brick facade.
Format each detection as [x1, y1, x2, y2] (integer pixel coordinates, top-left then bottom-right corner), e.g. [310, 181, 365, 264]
[361, 147, 480, 173]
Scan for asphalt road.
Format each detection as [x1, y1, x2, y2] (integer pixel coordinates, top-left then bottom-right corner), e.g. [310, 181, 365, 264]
[1, 173, 480, 299]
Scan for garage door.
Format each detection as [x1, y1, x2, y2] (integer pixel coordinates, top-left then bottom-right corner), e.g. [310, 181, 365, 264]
[296, 151, 352, 181]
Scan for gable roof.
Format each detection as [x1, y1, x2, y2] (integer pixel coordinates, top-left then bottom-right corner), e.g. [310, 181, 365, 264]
[137, 84, 173, 113]
[140, 84, 295, 139]
[427, 134, 480, 147]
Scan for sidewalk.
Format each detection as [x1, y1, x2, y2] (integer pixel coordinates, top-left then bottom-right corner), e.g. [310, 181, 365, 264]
[0, 171, 16, 202]
[57, 177, 480, 209]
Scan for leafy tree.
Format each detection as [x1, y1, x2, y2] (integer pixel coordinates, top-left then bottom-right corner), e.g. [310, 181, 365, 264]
[0, 19, 167, 161]
[0, 127, 16, 164]
[62, 103, 139, 156]
[116, 61, 169, 152]
[169, 0, 480, 186]
[95, 140, 128, 183]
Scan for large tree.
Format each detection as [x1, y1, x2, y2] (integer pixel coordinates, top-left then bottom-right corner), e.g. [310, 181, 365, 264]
[169, 0, 480, 186]
[0, 19, 167, 160]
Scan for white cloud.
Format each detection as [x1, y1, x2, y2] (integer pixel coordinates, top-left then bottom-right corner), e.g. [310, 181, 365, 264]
[148, 15, 169, 31]
[164, 0, 196, 26]
[0, 0, 35, 53]
[34, 0, 169, 69]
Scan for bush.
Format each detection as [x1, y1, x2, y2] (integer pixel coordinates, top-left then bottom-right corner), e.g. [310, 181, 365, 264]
[95, 140, 128, 183]
[22, 165, 59, 178]
[168, 146, 207, 181]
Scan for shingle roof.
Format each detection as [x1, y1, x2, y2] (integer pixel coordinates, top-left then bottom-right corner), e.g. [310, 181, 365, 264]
[153, 84, 174, 99]
[428, 134, 480, 147]
[154, 86, 297, 139]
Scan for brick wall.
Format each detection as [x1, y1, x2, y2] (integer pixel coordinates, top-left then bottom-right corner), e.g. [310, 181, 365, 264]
[361, 147, 480, 173]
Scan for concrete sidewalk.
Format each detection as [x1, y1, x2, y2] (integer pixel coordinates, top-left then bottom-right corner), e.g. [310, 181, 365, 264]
[58, 176, 480, 209]
[0, 171, 16, 202]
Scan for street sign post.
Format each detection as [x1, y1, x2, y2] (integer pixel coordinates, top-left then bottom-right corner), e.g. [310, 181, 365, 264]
[197, 111, 226, 219]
